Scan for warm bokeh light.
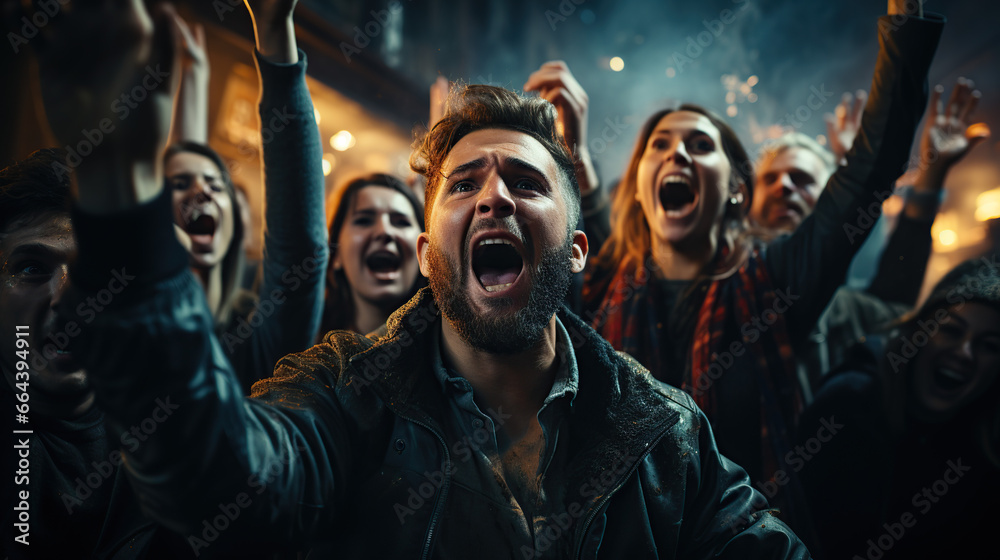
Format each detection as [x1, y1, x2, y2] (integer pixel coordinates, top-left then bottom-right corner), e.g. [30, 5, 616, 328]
[881, 193, 903, 216]
[938, 229, 957, 246]
[330, 130, 356, 151]
[609, 57, 625, 72]
[747, 93, 758, 103]
[665, 67, 676, 78]
[975, 187, 1000, 221]
[726, 105, 738, 117]
[747, 75, 759, 87]
[313, 108, 321, 125]
[322, 153, 336, 176]
[967, 122, 991, 139]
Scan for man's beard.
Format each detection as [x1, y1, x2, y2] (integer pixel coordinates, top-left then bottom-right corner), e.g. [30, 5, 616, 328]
[426, 232, 574, 355]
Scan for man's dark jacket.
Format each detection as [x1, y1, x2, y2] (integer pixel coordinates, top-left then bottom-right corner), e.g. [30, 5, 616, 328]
[68, 139, 809, 560]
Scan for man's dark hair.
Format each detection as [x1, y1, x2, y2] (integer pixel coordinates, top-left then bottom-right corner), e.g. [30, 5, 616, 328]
[410, 85, 581, 231]
[0, 148, 72, 236]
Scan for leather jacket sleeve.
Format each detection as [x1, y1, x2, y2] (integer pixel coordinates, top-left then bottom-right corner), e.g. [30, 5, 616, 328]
[658, 394, 811, 559]
[66, 191, 352, 548]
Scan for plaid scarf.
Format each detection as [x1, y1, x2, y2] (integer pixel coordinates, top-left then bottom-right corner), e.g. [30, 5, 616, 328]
[589, 249, 808, 522]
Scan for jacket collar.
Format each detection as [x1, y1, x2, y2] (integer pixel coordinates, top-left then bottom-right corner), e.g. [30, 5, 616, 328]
[346, 287, 686, 515]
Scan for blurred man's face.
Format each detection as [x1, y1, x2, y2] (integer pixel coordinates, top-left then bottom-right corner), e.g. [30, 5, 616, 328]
[0, 213, 92, 418]
[417, 128, 587, 354]
[751, 147, 831, 231]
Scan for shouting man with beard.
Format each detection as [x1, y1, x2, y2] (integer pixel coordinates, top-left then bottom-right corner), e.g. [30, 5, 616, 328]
[42, 3, 808, 557]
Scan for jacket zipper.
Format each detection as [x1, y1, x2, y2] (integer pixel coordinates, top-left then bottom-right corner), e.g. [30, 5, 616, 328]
[572, 423, 674, 560]
[398, 414, 451, 560]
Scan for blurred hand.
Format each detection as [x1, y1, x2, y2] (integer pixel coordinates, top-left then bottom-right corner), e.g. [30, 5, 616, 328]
[176, 16, 208, 73]
[429, 76, 449, 130]
[524, 61, 589, 155]
[917, 78, 988, 184]
[245, 0, 299, 62]
[824, 90, 867, 164]
[245, 0, 298, 28]
[523, 60, 598, 196]
[30, 0, 182, 211]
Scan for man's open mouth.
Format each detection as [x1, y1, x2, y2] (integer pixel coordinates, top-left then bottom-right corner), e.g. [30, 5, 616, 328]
[472, 238, 524, 293]
[658, 175, 698, 217]
[185, 208, 217, 246]
[366, 250, 403, 281]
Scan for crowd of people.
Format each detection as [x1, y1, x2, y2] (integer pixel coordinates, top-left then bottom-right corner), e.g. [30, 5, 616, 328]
[1, 0, 997, 558]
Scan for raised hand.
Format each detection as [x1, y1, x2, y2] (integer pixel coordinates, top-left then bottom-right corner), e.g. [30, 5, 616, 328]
[172, 14, 210, 144]
[918, 78, 988, 178]
[29, 0, 182, 212]
[176, 16, 209, 72]
[429, 76, 450, 130]
[903, 78, 988, 220]
[245, 0, 299, 63]
[523, 60, 599, 196]
[824, 90, 867, 164]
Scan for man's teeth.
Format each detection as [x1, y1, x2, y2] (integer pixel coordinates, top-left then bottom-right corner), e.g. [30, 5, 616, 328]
[478, 238, 515, 247]
[484, 282, 513, 292]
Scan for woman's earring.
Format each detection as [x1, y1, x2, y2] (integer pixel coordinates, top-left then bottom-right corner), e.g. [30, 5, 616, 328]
[730, 192, 744, 205]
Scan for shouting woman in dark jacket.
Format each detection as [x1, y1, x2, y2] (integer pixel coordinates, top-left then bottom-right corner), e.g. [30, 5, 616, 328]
[798, 257, 1000, 559]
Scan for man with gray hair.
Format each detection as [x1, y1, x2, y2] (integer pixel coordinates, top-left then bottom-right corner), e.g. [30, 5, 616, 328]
[751, 81, 988, 394]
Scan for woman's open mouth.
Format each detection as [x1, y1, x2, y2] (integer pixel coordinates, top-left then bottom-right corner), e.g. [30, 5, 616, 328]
[471, 238, 524, 293]
[365, 250, 403, 281]
[932, 366, 972, 393]
[658, 175, 699, 218]
[185, 209, 218, 248]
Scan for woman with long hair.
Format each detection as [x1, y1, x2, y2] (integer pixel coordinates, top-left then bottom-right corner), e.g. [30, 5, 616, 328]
[579, 2, 945, 538]
[167, 0, 327, 392]
[797, 258, 1000, 559]
[322, 173, 425, 336]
